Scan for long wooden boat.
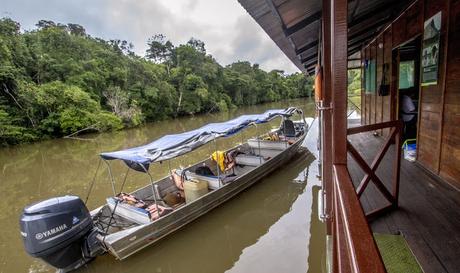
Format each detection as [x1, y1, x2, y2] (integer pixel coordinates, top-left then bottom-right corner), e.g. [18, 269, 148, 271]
[19, 108, 312, 272]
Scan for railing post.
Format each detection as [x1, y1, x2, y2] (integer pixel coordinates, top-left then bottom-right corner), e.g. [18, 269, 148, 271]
[331, 0, 348, 166]
[392, 120, 403, 207]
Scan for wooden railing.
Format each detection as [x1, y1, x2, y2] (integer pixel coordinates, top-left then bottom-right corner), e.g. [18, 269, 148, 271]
[330, 120, 402, 272]
[332, 164, 386, 273]
[347, 120, 403, 219]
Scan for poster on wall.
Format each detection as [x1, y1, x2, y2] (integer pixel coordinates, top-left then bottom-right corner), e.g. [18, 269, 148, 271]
[421, 11, 442, 86]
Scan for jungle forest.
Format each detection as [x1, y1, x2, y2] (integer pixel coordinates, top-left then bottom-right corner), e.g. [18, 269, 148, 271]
[0, 18, 313, 146]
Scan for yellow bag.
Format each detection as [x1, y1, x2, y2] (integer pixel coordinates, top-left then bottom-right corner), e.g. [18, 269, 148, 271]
[211, 151, 226, 172]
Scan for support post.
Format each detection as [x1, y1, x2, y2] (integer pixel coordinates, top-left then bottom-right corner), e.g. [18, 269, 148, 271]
[103, 160, 117, 196]
[331, 0, 348, 166]
[213, 137, 222, 187]
[256, 124, 262, 164]
[322, 0, 333, 235]
[282, 117, 288, 149]
[140, 164, 161, 218]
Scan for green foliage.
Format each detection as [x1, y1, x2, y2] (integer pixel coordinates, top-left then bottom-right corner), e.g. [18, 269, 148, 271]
[0, 109, 36, 144]
[0, 18, 313, 146]
[348, 69, 361, 95]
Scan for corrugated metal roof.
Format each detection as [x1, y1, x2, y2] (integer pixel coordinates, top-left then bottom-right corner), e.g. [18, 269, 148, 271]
[238, 0, 414, 74]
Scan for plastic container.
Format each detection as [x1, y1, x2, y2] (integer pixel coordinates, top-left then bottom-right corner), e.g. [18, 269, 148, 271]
[402, 139, 417, 162]
[184, 179, 209, 203]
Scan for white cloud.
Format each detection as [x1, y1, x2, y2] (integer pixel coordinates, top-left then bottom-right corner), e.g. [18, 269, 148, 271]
[1, 0, 299, 73]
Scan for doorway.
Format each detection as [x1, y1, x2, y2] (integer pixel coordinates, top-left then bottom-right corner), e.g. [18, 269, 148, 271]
[393, 37, 421, 141]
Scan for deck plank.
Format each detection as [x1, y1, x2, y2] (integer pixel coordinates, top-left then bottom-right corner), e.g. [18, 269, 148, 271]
[347, 132, 460, 273]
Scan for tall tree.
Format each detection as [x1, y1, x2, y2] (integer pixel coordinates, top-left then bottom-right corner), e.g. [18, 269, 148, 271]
[145, 34, 174, 63]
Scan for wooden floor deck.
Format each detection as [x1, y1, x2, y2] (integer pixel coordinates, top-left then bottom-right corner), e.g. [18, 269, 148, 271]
[347, 126, 460, 273]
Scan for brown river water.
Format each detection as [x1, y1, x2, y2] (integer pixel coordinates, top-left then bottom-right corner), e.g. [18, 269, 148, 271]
[0, 98, 326, 273]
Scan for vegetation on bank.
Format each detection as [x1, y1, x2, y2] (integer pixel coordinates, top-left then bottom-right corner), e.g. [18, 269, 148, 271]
[348, 69, 362, 110]
[0, 18, 313, 146]
[348, 69, 361, 96]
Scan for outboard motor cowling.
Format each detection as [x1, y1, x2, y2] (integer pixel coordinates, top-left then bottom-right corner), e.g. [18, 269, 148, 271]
[20, 195, 102, 272]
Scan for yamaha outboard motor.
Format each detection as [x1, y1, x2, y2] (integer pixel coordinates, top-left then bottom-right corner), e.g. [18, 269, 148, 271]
[20, 196, 104, 272]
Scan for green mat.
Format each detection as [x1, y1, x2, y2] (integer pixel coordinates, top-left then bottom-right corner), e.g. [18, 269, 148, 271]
[374, 234, 423, 273]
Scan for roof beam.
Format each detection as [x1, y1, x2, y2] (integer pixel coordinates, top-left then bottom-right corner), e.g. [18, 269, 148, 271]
[348, 0, 403, 28]
[300, 52, 318, 64]
[264, 0, 286, 29]
[348, 13, 391, 38]
[348, 44, 363, 55]
[284, 11, 322, 37]
[306, 68, 316, 76]
[295, 40, 318, 55]
[303, 56, 318, 68]
[348, 30, 378, 48]
[306, 64, 316, 72]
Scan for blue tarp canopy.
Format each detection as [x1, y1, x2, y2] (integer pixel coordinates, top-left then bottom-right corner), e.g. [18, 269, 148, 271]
[100, 108, 299, 171]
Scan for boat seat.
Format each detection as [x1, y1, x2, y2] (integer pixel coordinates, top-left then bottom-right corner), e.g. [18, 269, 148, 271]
[185, 170, 238, 190]
[235, 154, 267, 166]
[247, 139, 287, 150]
[185, 171, 220, 190]
[106, 197, 152, 225]
[281, 119, 296, 137]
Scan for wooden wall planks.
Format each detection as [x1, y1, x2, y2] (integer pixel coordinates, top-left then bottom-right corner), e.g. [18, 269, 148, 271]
[376, 35, 384, 135]
[418, 0, 448, 174]
[441, 0, 460, 187]
[383, 28, 393, 137]
[360, 0, 460, 188]
[365, 47, 371, 125]
[370, 42, 377, 125]
[361, 48, 366, 126]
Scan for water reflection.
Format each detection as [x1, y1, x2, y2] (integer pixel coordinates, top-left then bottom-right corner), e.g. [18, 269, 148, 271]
[0, 98, 325, 273]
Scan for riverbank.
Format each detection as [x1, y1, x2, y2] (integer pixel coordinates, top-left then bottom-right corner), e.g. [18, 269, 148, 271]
[0, 18, 313, 147]
[2, 98, 314, 148]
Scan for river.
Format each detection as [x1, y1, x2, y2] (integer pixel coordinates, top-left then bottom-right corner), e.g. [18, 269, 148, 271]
[0, 98, 326, 273]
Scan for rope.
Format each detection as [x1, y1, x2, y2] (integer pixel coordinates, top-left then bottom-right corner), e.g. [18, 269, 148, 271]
[84, 158, 102, 205]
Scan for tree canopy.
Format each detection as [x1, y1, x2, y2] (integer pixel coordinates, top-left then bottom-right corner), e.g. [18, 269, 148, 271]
[0, 18, 313, 146]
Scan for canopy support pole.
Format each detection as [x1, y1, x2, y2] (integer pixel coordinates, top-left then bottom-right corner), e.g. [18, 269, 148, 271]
[168, 160, 172, 175]
[84, 158, 102, 205]
[283, 117, 288, 149]
[140, 164, 161, 219]
[102, 164, 130, 244]
[213, 137, 222, 187]
[256, 124, 262, 165]
[120, 168, 130, 192]
[103, 160, 117, 196]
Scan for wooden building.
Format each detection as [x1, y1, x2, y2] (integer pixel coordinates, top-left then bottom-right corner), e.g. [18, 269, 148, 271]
[360, 0, 460, 188]
[238, 0, 460, 272]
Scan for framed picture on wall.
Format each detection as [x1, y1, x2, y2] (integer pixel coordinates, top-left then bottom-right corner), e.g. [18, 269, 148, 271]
[421, 11, 442, 86]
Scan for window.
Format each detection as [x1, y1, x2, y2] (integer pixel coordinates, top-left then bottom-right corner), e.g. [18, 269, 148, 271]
[364, 59, 376, 93]
[399, 60, 415, 89]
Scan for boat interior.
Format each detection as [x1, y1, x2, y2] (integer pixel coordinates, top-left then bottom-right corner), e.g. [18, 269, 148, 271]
[93, 119, 307, 234]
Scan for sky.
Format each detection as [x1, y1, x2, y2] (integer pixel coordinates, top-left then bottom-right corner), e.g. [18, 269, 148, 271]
[1, 0, 299, 74]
